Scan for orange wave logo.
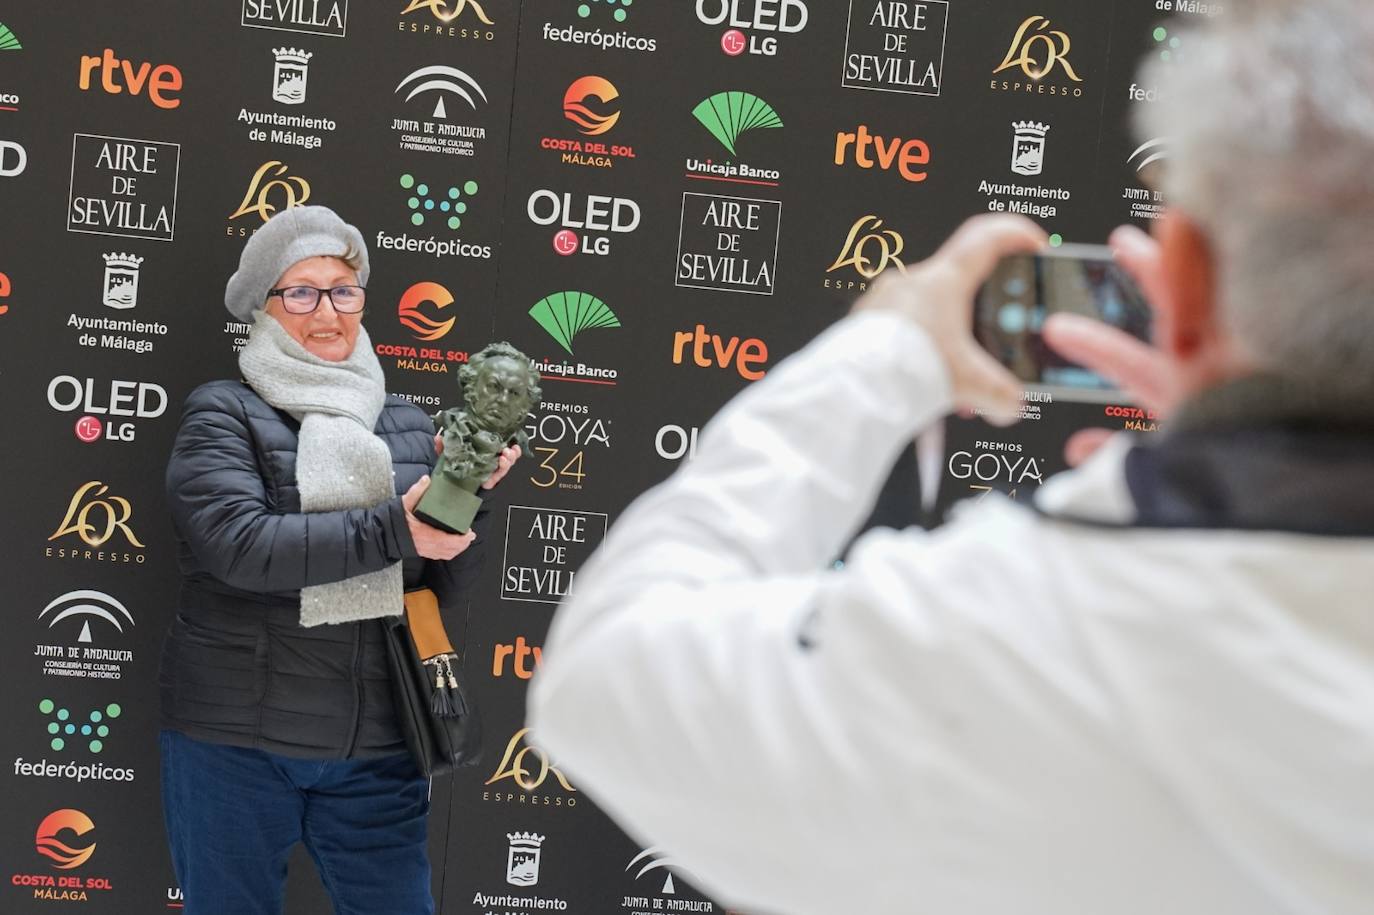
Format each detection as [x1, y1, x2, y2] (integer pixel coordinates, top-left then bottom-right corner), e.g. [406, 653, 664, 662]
[397, 281, 456, 342]
[35, 809, 96, 870]
[563, 77, 620, 136]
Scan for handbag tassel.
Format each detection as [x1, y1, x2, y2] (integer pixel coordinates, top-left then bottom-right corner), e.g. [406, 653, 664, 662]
[423, 653, 465, 718]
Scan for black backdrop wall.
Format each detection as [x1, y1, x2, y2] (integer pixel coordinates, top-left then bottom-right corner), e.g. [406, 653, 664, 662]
[0, 0, 1203, 911]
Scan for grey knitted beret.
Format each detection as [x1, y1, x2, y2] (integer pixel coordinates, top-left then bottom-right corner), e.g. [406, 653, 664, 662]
[224, 205, 370, 322]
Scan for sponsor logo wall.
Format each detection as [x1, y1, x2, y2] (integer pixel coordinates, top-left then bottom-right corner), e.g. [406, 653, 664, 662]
[2, 1, 1193, 911]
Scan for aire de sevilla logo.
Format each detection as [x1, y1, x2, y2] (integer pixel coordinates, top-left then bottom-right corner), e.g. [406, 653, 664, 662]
[564, 76, 619, 135]
[36, 810, 96, 869]
[398, 281, 456, 341]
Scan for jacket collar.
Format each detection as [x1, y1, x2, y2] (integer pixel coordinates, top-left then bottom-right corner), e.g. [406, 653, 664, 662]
[1034, 375, 1374, 536]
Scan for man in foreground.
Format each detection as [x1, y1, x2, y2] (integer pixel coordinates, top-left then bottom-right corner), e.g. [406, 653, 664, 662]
[528, 3, 1374, 912]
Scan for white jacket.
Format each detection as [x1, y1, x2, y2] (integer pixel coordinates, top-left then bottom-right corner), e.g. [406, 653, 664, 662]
[527, 312, 1374, 915]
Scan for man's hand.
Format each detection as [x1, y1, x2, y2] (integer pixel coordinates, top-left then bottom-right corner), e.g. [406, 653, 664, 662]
[851, 213, 1047, 426]
[401, 475, 477, 561]
[481, 445, 521, 490]
[1043, 225, 1178, 465]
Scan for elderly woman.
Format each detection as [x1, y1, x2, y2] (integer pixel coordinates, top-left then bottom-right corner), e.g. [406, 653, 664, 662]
[159, 206, 517, 915]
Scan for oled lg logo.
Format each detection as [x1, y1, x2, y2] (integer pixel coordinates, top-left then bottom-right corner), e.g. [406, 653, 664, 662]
[529, 190, 640, 257]
[654, 424, 699, 462]
[48, 376, 168, 444]
[697, 0, 809, 57]
[0, 139, 26, 177]
[77, 49, 183, 109]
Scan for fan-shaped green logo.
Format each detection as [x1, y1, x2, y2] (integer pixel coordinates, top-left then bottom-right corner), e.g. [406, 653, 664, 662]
[692, 92, 783, 155]
[529, 291, 621, 355]
[0, 23, 21, 51]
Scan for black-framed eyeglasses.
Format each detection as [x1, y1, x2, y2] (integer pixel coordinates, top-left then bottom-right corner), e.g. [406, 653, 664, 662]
[266, 285, 367, 315]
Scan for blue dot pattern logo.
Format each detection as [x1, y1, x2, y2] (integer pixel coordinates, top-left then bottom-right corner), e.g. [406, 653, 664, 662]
[400, 174, 478, 230]
[39, 699, 121, 753]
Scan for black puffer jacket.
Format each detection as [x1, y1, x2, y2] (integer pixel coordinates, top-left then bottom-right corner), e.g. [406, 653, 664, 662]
[160, 380, 490, 759]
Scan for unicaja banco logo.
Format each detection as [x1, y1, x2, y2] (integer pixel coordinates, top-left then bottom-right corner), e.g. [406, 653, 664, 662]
[402, 0, 493, 25]
[992, 15, 1083, 95]
[36, 810, 96, 870]
[49, 482, 145, 549]
[0, 22, 20, 50]
[564, 77, 620, 136]
[272, 48, 311, 104]
[101, 253, 143, 310]
[229, 161, 311, 221]
[398, 281, 456, 341]
[693, 91, 782, 155]
[529, 291, 621, 355]
[506, 833, 545, 887]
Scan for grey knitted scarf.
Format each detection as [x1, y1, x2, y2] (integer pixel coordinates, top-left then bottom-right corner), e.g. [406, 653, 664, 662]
[239, 311, 403, 627]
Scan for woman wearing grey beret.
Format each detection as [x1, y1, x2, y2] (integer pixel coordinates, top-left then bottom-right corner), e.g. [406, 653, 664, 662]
[158, 205, 518, 914]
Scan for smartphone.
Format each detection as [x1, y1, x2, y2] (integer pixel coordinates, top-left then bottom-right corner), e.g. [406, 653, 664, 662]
[974, 244, 1152, 403]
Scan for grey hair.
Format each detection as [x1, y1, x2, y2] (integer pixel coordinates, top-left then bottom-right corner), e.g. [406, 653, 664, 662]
[1136, 0, 1374, 389]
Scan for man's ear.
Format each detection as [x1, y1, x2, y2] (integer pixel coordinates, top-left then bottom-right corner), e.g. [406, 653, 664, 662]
[1155, 211, 1220, 360]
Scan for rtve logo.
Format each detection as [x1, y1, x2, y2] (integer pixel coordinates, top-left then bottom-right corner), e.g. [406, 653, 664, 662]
[77, 49, 183, 110]
[492, 636, 542, 679]
[672, 323, 768, 381]
[834, 125, 929, 183]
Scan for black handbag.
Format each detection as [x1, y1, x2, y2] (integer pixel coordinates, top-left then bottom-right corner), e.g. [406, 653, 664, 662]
[384, 588, 483, 777]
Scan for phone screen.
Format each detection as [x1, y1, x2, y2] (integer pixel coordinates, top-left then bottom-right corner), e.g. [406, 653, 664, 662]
[974, 246, 1152, 398]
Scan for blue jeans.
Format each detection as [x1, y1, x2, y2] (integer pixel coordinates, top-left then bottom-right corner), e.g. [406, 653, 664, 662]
[160, 730, 433, 915]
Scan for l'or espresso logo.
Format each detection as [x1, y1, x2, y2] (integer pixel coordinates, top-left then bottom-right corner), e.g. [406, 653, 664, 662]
[381, 281, 472, 376]
[243, 0, 348, 37]
[77, 49, 182, 110]
[398, 0, 496, 41]
[524, 402, 611, 493]
[501, 506, 608, 603]
[676, 192, 780, 296]
[392, 65, 489, 158]
[697, 0, 808, 57]
[237, 49, 338, 151]
[990, 15, 1085, 98]
[35, 590, 136, 681]
[12, 809, 113, 903]
[46, 482, 147, 565]
[68, 134, 180, 242]
[528, 189, 641, 257]
[843, 0, 948, 95]
[686, 91, 783, 186]
[483, 728, 579, 808]
[540, 76, 638, 169]
[226, 160, 311, 237]
[824, 215, 906, 293]
[48, 375, 167, 444]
